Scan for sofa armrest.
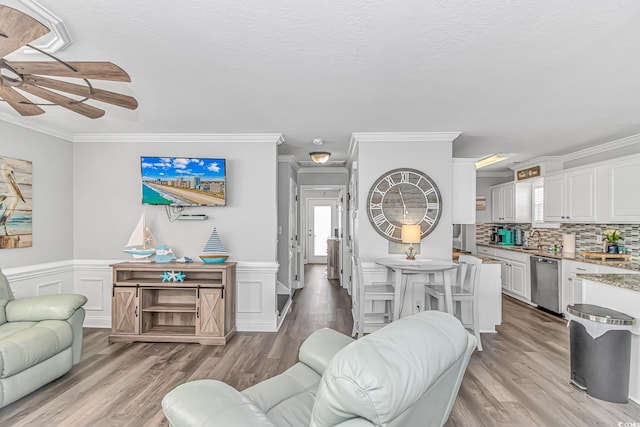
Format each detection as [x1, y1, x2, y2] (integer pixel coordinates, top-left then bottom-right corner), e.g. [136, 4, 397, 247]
[6, 294, 87, 322]
[299, 328, 354, 375]
[162, 379, 277, 427]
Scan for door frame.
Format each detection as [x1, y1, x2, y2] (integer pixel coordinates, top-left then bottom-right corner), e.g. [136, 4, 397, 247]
[307, 198, 337, 264]
[298, 185, 347, 289]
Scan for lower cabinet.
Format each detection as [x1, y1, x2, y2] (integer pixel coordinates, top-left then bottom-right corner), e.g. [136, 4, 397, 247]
[489, 247, 531, 301]
[110, 262, 236, 345]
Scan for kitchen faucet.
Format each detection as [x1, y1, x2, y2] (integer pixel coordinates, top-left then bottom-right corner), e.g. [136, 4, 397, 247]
[529, 229, 542, 250]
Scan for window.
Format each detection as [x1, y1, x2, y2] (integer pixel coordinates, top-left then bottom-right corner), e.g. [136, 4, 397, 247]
[531, 178, 560, 228]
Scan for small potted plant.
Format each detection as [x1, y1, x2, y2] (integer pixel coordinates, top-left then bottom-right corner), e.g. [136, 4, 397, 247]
[603, 229, 624, 253]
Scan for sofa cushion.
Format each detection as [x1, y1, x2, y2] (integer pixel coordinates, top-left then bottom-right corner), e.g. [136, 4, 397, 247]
[243, 362, 321, 427]
[311, 311, 471, 427]
[0, 320, 73, 378]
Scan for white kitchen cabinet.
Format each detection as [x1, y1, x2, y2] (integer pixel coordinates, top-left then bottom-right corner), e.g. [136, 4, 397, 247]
[561, 260, 597, 316]
[490, 182, 531, 223]
[452, 159, 476, 224]
[602, 155, 640, 223]
[544, 167, 596, 222]
[491, 247, 530, 301]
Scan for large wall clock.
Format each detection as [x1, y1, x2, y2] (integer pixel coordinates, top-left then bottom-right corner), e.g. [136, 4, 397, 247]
[366, 168, 442, 242]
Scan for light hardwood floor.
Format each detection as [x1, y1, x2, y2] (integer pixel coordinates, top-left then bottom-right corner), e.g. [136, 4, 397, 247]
[2, 264, 640, 426]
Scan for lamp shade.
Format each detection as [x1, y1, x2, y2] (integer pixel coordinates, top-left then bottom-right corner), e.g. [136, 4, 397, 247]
[401, 224, 421, 244]
[309, 152, 331, 164]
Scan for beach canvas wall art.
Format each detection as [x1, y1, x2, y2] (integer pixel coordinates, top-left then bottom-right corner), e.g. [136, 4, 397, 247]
[0, 156, 32, 249]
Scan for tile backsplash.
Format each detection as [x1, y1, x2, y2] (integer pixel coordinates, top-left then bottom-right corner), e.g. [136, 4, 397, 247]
[476, 223, 640, 268]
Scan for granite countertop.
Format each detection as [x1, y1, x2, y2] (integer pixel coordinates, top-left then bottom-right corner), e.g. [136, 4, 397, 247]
[477, 243, 638, 271]
[577, 274, 640, 293]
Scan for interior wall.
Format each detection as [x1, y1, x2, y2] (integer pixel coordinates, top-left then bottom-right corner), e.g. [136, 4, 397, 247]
[297, 168, 348, 185]
[73, 138, 278, 262]
[357, 139, 453, 260]
[0, 123, 74, 269]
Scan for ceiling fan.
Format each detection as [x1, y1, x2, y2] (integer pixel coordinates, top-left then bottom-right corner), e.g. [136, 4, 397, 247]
[0, 4, 137, 119]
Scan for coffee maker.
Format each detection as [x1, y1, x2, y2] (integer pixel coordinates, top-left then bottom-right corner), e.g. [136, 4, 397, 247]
[490, 227, 501, 244]
[497, 228, 514, 245]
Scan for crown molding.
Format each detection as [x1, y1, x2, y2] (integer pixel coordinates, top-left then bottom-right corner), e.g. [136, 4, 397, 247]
[350, 132, 462, 144]
[0, 114, 73, 141]
[508, 133, 640, 172]
[73, 133, 285, 144]
[561, 133, 640, 161]
[277, 155, 300, 172]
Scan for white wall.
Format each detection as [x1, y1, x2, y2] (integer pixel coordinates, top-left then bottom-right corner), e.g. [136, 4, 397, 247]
[356, 137, 454, 260]
[0, 122, 74, 269]
[73, 137, 278, 262]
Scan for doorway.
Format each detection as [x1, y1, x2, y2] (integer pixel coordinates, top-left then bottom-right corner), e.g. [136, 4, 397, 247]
[307, 199, 336, 264]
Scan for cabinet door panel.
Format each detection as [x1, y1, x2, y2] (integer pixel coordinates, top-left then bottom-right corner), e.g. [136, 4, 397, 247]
[543, 175, 564, 221]
[609, 159, 640, 222]
[500, 263, 509, 290]
[112, 287, 139, 334]
[197, 288, 224, 337]
[502, 185, 515, 221]
[491, 187, 502, 222]
[510, 263, 526, 296]
[566, 169, 595, 221]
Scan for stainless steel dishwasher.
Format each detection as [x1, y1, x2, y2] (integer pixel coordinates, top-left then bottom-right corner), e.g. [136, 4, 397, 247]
[530, 256, 562, 315]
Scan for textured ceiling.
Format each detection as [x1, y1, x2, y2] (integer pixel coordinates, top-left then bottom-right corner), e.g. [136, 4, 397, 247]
[2, 0, 640, 170]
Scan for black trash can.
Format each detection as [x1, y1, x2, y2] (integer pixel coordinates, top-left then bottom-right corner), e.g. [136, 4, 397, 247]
[568, 304, 635, 403]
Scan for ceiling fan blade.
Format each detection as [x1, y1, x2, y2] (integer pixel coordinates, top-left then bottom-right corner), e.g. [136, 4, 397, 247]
[6, 61, 131, 82]
[23, 75, 138, 110]
[0, 5, 50, 58]
[0, 85, 44, 116]
[18, 84, 105, 119]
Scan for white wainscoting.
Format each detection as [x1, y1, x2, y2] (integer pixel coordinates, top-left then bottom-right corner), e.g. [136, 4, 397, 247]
[3, 260, 281, 332]
[236, 262, 280, 332]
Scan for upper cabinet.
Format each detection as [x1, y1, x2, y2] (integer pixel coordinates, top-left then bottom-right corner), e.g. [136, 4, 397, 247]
[544, 167, 597, 222]
[491, 182, 531, 223]
[601, 155, 640, 223]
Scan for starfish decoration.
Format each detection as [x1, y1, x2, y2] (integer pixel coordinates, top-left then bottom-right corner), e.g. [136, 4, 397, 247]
[161, 271, 172, 283]
[175, 272, 186, 283]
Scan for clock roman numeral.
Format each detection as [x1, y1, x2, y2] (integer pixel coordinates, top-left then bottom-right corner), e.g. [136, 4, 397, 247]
[384, 224, 396, 237]
[372, 213, 386, 226]
[423, 212, 436, 225]
[373, 188, 385, 197]
[370, 202, 382, 210]
[424, 188, 436, 196]
[399, 172, 409, 183]
[383, 176, 395, 187]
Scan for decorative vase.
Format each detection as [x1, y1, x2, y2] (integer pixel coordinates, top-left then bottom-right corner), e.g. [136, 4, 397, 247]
[607, 243, 619, 254]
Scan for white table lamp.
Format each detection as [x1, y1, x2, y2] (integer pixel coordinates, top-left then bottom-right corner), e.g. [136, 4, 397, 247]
[401, 224, 421, 260]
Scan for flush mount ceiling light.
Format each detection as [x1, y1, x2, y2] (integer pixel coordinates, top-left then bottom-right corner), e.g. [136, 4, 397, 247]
[309, 151, 331, 164]
[475, 154, 509, 169]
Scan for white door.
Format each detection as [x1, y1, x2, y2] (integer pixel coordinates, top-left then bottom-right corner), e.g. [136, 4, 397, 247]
[289, 179, 301, 289]
[307, 199, 336, 264]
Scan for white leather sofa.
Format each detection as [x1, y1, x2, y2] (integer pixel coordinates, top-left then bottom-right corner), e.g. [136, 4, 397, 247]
[0, 269, 87, 408]
[162, 310, 476, 427]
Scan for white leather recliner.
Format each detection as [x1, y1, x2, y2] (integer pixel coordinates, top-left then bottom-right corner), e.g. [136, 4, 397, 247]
[162, 310, 476, 427]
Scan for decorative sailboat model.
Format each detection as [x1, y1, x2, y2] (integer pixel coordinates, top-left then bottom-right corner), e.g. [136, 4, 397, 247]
[123, 212, 157, 261]
[199, 227, 229, 264]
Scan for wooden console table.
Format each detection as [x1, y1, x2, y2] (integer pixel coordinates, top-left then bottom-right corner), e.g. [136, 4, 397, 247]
[110, 261, 236, 345]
